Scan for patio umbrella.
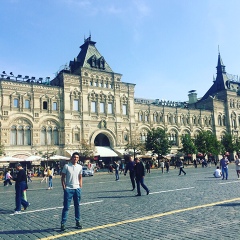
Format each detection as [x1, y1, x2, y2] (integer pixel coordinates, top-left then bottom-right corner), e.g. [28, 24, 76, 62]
[0, 156, 25, 162]
[25, 155, 42, 161]
[49, 155, 70, 160]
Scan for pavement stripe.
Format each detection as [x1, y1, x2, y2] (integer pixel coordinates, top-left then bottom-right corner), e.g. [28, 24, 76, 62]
[9, 200, 103, 215]
[149, 187, 194, 194]
[39, 197, 240, 240]
[218, 180, 240, 185]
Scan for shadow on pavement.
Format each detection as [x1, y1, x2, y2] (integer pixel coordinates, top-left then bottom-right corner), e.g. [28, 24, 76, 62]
[216, 203, 240, 207]
[0, 209, 14, 214]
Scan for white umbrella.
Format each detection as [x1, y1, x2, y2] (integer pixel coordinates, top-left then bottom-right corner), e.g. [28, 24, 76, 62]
[0, 156, 25, 162]
[25, 155, 42, 161]
[49, 155, 70, 160]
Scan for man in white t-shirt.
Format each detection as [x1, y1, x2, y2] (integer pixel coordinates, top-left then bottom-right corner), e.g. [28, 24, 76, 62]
[213, 166, 222, 178]
[61, 152, 82, 231]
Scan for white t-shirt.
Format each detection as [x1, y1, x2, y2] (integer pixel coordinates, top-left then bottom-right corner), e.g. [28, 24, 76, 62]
[214, 169, 222, 178]
[62, 163, 82, 189]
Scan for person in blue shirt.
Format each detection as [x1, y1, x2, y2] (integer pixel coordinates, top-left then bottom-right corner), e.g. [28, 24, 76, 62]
[220, 155, 229, 180]
[124, 156, 136, 191]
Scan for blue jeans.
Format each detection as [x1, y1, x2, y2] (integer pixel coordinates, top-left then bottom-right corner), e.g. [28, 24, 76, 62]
[136, 177, 149, 195]
[222, 167, 228, 179]
[48, 176, 53, 188]
[15, 181, 29, 211]
[61, 188, 81, 224]
[115, 170, 119, 180]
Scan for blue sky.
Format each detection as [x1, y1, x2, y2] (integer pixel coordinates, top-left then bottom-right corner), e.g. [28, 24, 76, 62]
[1, 0, 240, 101]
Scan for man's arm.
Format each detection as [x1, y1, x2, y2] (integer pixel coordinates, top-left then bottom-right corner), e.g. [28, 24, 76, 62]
[61, 173, 66, 190]
[79, 173, 82, 188]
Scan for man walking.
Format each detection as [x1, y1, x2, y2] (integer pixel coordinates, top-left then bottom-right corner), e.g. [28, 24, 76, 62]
[12, 163, 30, 214]
[134, 157, 149, 196]
[220, 155, 229, 180]
[61, 152, 83, 231]
[124, 156, 136, 190]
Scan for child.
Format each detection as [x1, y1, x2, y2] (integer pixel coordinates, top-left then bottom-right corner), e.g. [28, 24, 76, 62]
[213, 166, 222, 178]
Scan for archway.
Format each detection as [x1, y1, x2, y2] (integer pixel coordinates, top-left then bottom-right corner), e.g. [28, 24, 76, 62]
[94, 133, 110, 146]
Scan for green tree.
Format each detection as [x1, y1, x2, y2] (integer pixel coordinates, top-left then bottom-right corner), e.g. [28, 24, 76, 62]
[79, 139, 94, 159]
[221, 133, 236, 156]
[145, 127, 171, 167]
[194, 130, 221, 157]
[125, 137, 145, 159]
[180, 134, 197, 164]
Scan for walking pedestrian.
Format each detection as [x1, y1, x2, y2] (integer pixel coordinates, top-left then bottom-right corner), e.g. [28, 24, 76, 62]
[27, 171, 32, 182]
[220, 155, 229, 180]
[165, 160, 170, 173]
[124, 156, 136, 191]
[134, 157, 149, 196]
[114, 161, 120, 181]
[4, 170, 12, 186]
[160, 160, 164, 173]
[234, 155, 240, 179]
[60, 152, 83, 231]
[177, 159, 186, 176]
[47, 167, 53, 189]
[41, 168, 48, 183]
[193, 159, 197, 168]
[12, 163, 30, 214]
[145, 161, 151, 173]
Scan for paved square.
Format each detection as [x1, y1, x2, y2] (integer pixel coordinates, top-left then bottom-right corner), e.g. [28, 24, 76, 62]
[0, 164, 239, 239]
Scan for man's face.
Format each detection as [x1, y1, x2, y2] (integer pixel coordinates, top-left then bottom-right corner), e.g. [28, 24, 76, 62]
[135, 159, 140, 164]
[71, 154, 79, 164]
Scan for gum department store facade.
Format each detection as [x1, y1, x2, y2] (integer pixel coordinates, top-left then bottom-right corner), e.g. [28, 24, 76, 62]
[0, 36, 239, 163]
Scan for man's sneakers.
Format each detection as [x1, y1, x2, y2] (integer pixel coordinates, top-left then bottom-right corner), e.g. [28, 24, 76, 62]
[60, 223, 65, 231]
[13, 211, 21, 214]
[147, 190, 150, 195]
[61, 222, 82, 231]
[23, 203, 30, 210]
[76, 221, 82, 229]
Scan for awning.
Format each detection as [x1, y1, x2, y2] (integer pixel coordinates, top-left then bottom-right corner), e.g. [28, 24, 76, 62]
[94, 146, 118, 157]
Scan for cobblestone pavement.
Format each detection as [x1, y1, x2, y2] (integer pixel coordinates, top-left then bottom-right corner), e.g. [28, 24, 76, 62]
[0, 164, 239, 240]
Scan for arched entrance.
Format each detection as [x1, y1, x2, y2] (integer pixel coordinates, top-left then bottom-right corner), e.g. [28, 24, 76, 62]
[94, 133, 110, 146]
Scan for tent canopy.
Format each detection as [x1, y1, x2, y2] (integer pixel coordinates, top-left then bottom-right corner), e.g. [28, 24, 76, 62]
[95, 146, 118, 157]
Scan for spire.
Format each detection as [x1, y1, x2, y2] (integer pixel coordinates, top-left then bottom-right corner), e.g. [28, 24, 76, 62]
[216, 52, 226, 74]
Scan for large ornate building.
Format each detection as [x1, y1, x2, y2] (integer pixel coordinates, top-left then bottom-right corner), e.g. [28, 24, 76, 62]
[0, 36, 239, 161]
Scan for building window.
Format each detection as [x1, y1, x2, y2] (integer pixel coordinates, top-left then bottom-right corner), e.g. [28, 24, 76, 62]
[108, 103, 113, 114]
[100, 102, 105, 113]
[153, 114, 157, 123]
[75, 133, 80, 141]
[73, 100, 79, 111]
[14, 98, 19, 108]
[25, 100, 30, 109]
[91, 101, 96, 112]
[43, 101, 48, 110]
[53, 102, 57, 111]
[139, 114, 143, 121]
[122, 104, 127, 115]
[40, 126, 59, 145]
[10, 125, 31, 145]
[145, 115, 148, 122]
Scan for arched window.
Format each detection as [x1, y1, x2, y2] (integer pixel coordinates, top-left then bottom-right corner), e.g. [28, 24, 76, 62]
[168, 131, 177, 146]
[218, 115, 222, 126]
[10, 125, 31, 146]
[41, 126, 59, 145]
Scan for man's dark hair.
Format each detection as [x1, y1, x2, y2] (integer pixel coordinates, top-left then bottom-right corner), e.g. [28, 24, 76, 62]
[71, 152, 80, 158]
